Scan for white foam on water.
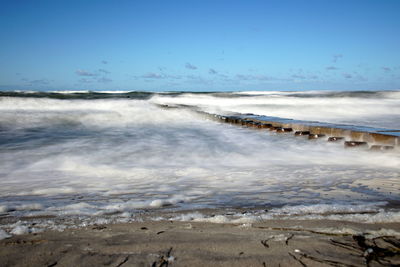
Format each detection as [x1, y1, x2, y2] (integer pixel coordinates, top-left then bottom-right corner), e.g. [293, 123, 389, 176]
[0, 97, 196, 130]
[0, 93, 400, 231]
[0, 204, 43, 213]
[7, 221, 43, 236]
[0, 229, 11, 240]
[10, 225, 30, 235]
[293, 211, 400, 223]
[267, 203, 387, 216]
[257, 203, 400, 223]
[234, 90, 325, 95]
[170, 213, 255, 224]
[157, 201, 399, 224]
[150, 91, 400, 129]
[51, 90, 90, 94]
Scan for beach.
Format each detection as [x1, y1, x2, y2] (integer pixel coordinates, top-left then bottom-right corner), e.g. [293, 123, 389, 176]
[1, 218, 400, 266]
[0, 91, 400, 266]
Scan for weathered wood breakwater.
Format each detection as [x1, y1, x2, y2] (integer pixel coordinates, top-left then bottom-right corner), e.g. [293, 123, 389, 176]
[213, 113, 400, 150]
[159, 104, 400, 151]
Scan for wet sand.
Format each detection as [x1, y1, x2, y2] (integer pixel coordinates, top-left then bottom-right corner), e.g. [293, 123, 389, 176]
[1, 219, 399, 266]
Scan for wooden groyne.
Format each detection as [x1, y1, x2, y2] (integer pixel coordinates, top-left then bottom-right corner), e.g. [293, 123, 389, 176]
[212, 114, 399, 150]
[157, 104, 400, 151]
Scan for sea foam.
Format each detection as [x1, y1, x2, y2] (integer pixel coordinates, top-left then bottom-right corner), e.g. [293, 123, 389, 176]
[0, 91, 399, 233]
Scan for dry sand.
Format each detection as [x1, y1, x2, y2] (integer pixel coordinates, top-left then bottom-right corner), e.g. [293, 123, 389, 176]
[1, 219, 399, 266]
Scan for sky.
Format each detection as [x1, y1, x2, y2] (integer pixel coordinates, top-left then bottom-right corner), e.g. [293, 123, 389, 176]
[0, 0, 399, 92]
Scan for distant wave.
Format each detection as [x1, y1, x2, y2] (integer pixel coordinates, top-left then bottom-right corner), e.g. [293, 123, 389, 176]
[234, 90, 400, 98]
[151, 90, 400, 129]
[1, 89, 399, 100]
[0, 90, 156, 100]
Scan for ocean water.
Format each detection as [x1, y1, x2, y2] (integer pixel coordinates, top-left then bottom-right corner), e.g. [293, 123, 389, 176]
[0, 90, 400, 235]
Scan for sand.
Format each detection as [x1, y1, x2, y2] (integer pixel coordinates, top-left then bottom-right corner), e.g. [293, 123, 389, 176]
[1, 219, 399, 267]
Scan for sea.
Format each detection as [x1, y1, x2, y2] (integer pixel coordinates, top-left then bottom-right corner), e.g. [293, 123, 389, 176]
[0, 90, 399, 237]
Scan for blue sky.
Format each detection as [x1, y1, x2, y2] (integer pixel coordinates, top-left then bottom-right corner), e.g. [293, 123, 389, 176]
[0, 0, 399, 91]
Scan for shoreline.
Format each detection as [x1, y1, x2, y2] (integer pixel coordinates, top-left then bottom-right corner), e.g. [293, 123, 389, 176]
[1, 91, 400, 266]
[1, 219, 399, 266]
